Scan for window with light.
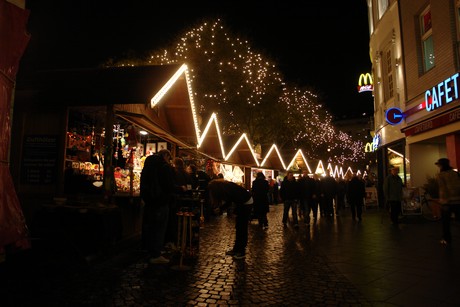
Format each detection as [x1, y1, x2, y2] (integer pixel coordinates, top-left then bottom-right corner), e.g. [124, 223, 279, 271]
[420, 7, 435, 72]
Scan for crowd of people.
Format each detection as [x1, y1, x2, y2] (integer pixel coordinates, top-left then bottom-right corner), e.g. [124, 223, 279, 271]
[140, 150, 459, 264]
[139, 150, 378, 263]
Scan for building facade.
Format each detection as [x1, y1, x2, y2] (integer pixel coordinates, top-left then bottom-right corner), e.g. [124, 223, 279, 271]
[368, 0, 460, 199]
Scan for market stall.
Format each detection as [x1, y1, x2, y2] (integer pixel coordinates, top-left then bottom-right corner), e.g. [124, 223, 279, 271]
[11, 64, 201, 248]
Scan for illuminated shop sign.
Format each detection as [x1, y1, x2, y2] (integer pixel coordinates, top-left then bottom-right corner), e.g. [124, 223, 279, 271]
[364, 143, 373, 152]
[385, 107, 404, 125]
[402, 107, 460, 136]
[425, 72, 459, 111]
[357, 73, 373, 93]
[364, 134, 380, 152]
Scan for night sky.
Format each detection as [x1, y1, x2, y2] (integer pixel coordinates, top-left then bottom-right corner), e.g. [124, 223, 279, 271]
[19, 1, 373, 119]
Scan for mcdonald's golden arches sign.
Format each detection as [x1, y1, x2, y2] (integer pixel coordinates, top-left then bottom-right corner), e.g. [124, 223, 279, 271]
[357, 73, 373, 93]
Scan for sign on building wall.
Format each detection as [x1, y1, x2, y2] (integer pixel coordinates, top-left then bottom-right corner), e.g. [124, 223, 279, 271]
[357, 73, 374, 93]
[21, 135, 59, 184]
[385, 107, 404, 125]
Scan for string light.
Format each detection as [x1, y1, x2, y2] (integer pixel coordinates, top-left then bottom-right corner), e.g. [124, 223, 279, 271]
[106, 18, 365, 171]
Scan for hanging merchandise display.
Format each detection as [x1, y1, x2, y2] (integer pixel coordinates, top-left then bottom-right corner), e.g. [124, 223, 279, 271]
[65, 107, 167, 197]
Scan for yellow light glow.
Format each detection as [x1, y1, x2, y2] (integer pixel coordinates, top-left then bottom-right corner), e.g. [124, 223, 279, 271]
[225, 133, 260, 166]
[315, 160, 325, 175]
[326, 163, 334, 176]
[286, 149, 312, 173]
[260, 144, 287, 170]
[151, 64, 187, 107]
[344, 167, 354, 178]
[197, 113, 226, 158]
[333, 165, 340, 178]
[149, 64, 201, 144]
[358, 73, 373, 86]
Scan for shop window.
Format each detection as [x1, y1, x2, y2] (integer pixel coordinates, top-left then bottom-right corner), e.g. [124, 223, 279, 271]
[65, 107, 156, 196]
[386, 142, 408, 185]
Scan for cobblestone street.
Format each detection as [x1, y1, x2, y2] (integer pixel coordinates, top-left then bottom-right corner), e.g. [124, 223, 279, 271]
[2, 203, 460, 306]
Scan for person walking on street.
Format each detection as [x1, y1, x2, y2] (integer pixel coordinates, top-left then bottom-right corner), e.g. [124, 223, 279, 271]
[267, 176, 274, 205]
[435, 158, 460, 246]
[140, 149, 176, 264]
[346, 174, 366, 222]
[336, 178, 347, 216]
[311, 174, 321, 220]
[298, 169, 314, 225]
[383, 166, 404, 225]
[207, 179, 253, 259]
[273, 178, 280, 205]
[252, 172, 270, 229]
[280, 171, 300, 228]
[321, 174, 338, 218]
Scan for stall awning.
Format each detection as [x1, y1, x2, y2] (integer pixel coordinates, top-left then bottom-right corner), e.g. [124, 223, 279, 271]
[17, 64, 200, 149]
[115, 110, 194, 150]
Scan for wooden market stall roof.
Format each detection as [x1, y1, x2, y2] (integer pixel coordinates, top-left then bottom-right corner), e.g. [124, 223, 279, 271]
[196, 113, 226, 160]
[260, 144, 287, 170]
[284, 149, 313, 173]
[223, 133, 259, 167]
[16, 64, 201, 149]
[15, 64, 358, 175]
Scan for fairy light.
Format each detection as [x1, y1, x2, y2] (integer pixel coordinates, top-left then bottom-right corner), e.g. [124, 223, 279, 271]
[107, 18, 365, 172]
[286, 149, 312, 173]
[260, 144, 287, 170]
[225, 133, 260, 166]
[197, 113, 226, 158]
[315, 160, 326, 176]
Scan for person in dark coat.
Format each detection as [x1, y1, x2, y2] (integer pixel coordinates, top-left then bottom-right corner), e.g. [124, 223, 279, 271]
[336, 178, 347, 216]
[280, 171, 300, 228]
[273, 178, 280, 205]
[267, 175, 276, 205]
[346, 174, 366, 222]
[252, 172, 270, 229]
[207, 179, 253, 259]
[297, 169, 311, 224]
[383, 167, 404, 225]
[163, 157, 191, 248]
[186, 163, 200, 190]
[140, 149, 175, 264]
[320, 174, 338, 217]
[311, 174, 321, 220]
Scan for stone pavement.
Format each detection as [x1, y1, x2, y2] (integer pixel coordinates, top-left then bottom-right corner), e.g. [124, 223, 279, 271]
[1, 203, 459, 306]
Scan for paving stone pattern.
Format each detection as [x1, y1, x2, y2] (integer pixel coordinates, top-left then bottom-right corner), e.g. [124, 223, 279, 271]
[2, 205, 375, 306]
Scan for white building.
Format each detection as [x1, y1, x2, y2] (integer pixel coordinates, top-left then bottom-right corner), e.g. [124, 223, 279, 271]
[367, 0, 460, 199]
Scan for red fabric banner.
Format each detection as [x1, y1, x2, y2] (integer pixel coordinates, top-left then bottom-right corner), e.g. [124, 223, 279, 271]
[0, 0, 31, 253]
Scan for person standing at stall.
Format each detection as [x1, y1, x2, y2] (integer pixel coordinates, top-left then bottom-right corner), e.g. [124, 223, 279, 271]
[207, 179, 253, 260]
[252, 172, 270, 229]
[383, 166, 404, 225]
[163, 157, 190, 250]
[267, 176, 276, 205]
[321, 173, 338, 218]
[280, 171, 300, 228]
[297, 169, 311, 224]
[346, 174, 366, 222]
[140, 149, 175, 264]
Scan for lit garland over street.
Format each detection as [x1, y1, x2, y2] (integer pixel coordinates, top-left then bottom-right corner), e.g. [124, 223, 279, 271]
[107, 19, 364, 165]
